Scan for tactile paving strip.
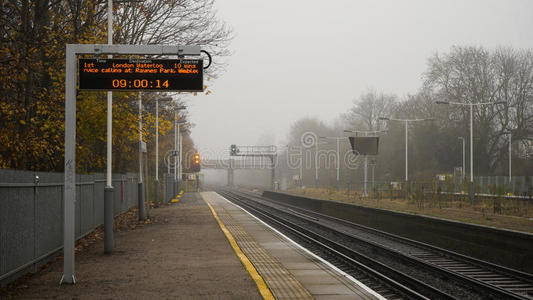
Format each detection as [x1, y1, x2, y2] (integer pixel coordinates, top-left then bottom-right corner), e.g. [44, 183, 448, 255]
[213, 203, 313, 300]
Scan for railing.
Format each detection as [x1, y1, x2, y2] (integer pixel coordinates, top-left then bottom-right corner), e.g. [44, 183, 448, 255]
[0, 169, 139, 285]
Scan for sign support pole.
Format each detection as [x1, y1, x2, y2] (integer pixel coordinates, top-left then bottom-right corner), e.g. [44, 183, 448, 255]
[60, 44, 200, 284]
[61, 45, 77, 285]
[104, 0, 114, 255]
[62, 44, 200, 284]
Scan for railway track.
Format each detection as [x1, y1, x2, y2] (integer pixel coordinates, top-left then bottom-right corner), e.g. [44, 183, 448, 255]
[216, 188, 533, 300]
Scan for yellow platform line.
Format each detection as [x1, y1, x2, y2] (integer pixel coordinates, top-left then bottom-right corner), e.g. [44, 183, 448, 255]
[201, 193, 274, 300]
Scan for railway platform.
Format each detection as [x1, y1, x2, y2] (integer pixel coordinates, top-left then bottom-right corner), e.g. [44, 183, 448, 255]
[202, 191, 381, 299]
[3, 191, 381, 299]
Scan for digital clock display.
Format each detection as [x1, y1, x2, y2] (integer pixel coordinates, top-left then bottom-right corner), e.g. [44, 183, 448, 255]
[78, 58, 203, 91]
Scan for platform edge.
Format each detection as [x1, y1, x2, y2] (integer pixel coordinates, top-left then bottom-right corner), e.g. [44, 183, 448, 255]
[201, 192, 275, 300]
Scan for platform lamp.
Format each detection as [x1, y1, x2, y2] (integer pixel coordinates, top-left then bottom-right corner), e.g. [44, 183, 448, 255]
[503, 129, 516, 186]
[104, 0, 147, 255]
[153, 97, 173, 207]
[172, 107, 187, 198]
[458, 137, 465, 182]
[436, 100, 506, 204]
[378, 116, 434, 196]
[317, 136, 346, 190]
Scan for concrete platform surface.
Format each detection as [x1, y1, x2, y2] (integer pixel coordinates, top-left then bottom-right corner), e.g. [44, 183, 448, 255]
[3, 192, 262, 299]
[202, 191, 382, 300]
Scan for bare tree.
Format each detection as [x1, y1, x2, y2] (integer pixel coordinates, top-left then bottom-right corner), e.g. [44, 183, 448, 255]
[423, 46, 533, 174]
[343, 90, 397, 132]
[113, 0, 232, 78]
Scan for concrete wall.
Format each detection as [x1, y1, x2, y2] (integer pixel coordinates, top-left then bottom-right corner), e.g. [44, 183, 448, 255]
[262, 191, 533, 274]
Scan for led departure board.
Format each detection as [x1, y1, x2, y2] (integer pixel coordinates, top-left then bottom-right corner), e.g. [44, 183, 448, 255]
[79, 58, 203, 91]
[349, 137, 379, 155]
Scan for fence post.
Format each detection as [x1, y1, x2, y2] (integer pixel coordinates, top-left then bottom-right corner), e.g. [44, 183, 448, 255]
[33, 174, 39, 272]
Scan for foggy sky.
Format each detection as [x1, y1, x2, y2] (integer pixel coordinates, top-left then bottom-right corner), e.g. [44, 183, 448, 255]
[186, 0, 533, 158]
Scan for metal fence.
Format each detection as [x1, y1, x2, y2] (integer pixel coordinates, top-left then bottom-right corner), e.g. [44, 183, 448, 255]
[322, 176, 533, 196]
[469, 176, 533, 196]
[162, 173, 177, 202]
[0, 169, 139, 285]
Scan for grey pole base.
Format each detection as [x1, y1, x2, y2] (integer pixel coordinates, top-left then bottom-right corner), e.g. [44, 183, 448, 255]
[104, 186, 114, 254]
[138, 182, 146, 220]
[154, 179, 159, 207]
[59, 274, 76, 285]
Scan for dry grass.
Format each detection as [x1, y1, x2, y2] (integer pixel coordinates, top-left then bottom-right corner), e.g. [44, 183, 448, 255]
[286, 188, 533, 234]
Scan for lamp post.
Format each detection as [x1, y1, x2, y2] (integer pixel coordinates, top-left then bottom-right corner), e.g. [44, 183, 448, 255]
[508, 132, 512, 183]
[436, 100, 506, 203]
[286, 145, 303, 188]
[153, 97, 173, 206]
[458, 137, 465, 181]
[504, 130, 515, 184]
[314, 140, 329, 188]
[344, 129, 387, 196]
[172, 106, 186, 198]
[318, 136, 345, 190]
[103, 0, 147, 256]
[378, 117, 433, 195]
[138, 94, 147, 220]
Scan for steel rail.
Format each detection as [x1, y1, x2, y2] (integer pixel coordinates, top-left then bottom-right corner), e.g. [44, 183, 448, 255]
[221, 189, 531, 300]
[217, 190, 448, 300]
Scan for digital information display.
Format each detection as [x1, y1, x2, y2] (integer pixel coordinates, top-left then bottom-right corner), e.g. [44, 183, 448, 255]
[79, 58, 203, 91]
[349, 137, 380, 155]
